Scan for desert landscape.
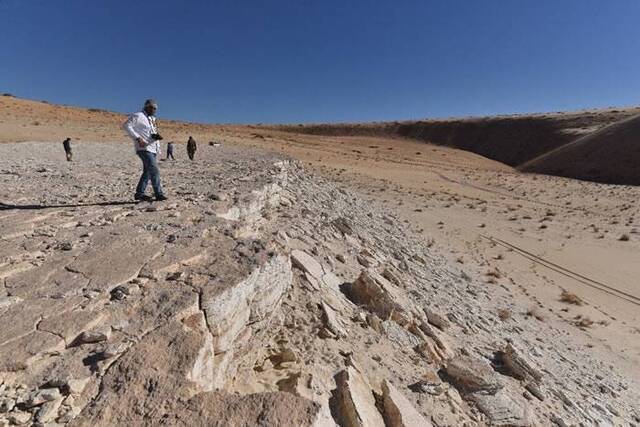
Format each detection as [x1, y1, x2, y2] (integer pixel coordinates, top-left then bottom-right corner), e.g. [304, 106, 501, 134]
[0, 94, 639, 426]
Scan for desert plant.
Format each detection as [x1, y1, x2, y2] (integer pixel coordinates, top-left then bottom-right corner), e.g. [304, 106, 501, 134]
[497, 308, 511, 321]
[575, 317, 594, 328]
[560, 290, 583, 306]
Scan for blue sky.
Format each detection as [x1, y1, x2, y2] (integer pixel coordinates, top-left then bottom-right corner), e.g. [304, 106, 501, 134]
[1, 0, 639, 124]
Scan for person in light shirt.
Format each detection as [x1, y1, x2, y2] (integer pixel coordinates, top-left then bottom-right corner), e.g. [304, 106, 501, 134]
[123, 99, 167, 202]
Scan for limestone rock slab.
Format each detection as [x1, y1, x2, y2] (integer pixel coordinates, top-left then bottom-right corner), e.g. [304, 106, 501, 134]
[202, 254, 291, 353]
[349, 269, 408, 321]
[68, 229, 162, 291]
[74, 316, 213, 424]
[381, 380, 432, 427]
[291, 250, 324, 280]
[473, 390, 534, 426]
[332, 366, 385, 427]
[444, 355, 503, 394]
[38, 309, 107, 346]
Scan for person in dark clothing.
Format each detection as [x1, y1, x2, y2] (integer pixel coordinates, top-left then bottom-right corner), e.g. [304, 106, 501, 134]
[187, 136, 197, 161]
[62, 138, 72, 161]
[166, 142, 175, 160]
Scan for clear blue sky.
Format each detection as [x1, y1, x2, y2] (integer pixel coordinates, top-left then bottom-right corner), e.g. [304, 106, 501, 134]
[1, 0, 639, 124]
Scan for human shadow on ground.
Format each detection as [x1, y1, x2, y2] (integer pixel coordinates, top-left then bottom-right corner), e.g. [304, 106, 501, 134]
[0, 200, 137, 211]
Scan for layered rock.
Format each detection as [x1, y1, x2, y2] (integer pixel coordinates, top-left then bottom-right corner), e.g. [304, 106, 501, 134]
[0, 142, 637, 426]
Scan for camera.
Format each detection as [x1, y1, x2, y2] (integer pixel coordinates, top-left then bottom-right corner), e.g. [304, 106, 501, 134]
[151, 133, 163, 141]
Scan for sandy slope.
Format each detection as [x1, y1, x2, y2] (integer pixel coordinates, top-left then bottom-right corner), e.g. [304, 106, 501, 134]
[1, 95, 639, 389]
[520, 113, 640, 185]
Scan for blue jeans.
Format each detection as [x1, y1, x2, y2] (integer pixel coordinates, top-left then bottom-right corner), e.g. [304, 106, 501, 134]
[136, 151, 164, 198]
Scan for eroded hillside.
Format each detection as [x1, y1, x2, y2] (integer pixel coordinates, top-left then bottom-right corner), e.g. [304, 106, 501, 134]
[272, 107, 640, 184]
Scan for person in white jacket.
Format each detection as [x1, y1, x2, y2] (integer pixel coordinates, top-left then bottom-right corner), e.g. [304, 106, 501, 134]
[123, 99, 167, 201]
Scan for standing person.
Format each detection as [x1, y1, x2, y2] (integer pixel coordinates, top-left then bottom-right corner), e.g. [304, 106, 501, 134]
[62, 137, 72, 161]
[187, 136, 197, 161]
[166, 142, 175, 160]
[123, 99, 167, 202]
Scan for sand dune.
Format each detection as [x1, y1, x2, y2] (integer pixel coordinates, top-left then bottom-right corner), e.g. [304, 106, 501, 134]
[520, 113, 640, 185]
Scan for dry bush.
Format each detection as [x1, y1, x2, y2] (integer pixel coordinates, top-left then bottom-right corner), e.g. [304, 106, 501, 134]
[575, 317, 594, 328]
[497, 308, 511, 321]
[486, 268, 502, 279]
[619, 234, 630, 241]
[560, 290, 583, 306]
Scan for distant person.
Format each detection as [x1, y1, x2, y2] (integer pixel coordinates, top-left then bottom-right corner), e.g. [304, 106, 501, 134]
[123, 99, 167, 202]
[166, 142, 175, 160]
[62, 137, 72, 161]
[187, 136, 197, 161]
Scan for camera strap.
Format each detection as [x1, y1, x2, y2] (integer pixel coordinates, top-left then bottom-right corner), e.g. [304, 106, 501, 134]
[143, 111, 158, 134]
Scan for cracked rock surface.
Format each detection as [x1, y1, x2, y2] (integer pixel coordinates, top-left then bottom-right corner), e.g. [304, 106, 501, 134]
[0, 142, 638, 426]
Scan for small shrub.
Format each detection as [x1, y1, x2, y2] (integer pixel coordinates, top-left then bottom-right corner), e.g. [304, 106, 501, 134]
[619, 234, 630, 242]
[560, 290, 583, 306]
[497, 309, 511, 321]
[575, 317, 594, 328]
[486, 268, 502, 279]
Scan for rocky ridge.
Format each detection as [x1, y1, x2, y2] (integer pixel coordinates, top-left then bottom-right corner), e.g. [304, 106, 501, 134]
[0, 142, 638, 426]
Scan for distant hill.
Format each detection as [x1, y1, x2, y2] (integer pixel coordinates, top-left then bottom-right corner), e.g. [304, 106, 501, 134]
[520, 113, 640, 185]
[272, 108, 640, 180]
[0, 95, 224, 144]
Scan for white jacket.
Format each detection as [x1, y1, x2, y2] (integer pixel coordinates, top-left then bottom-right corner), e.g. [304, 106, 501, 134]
[123, 111, 161, 154]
